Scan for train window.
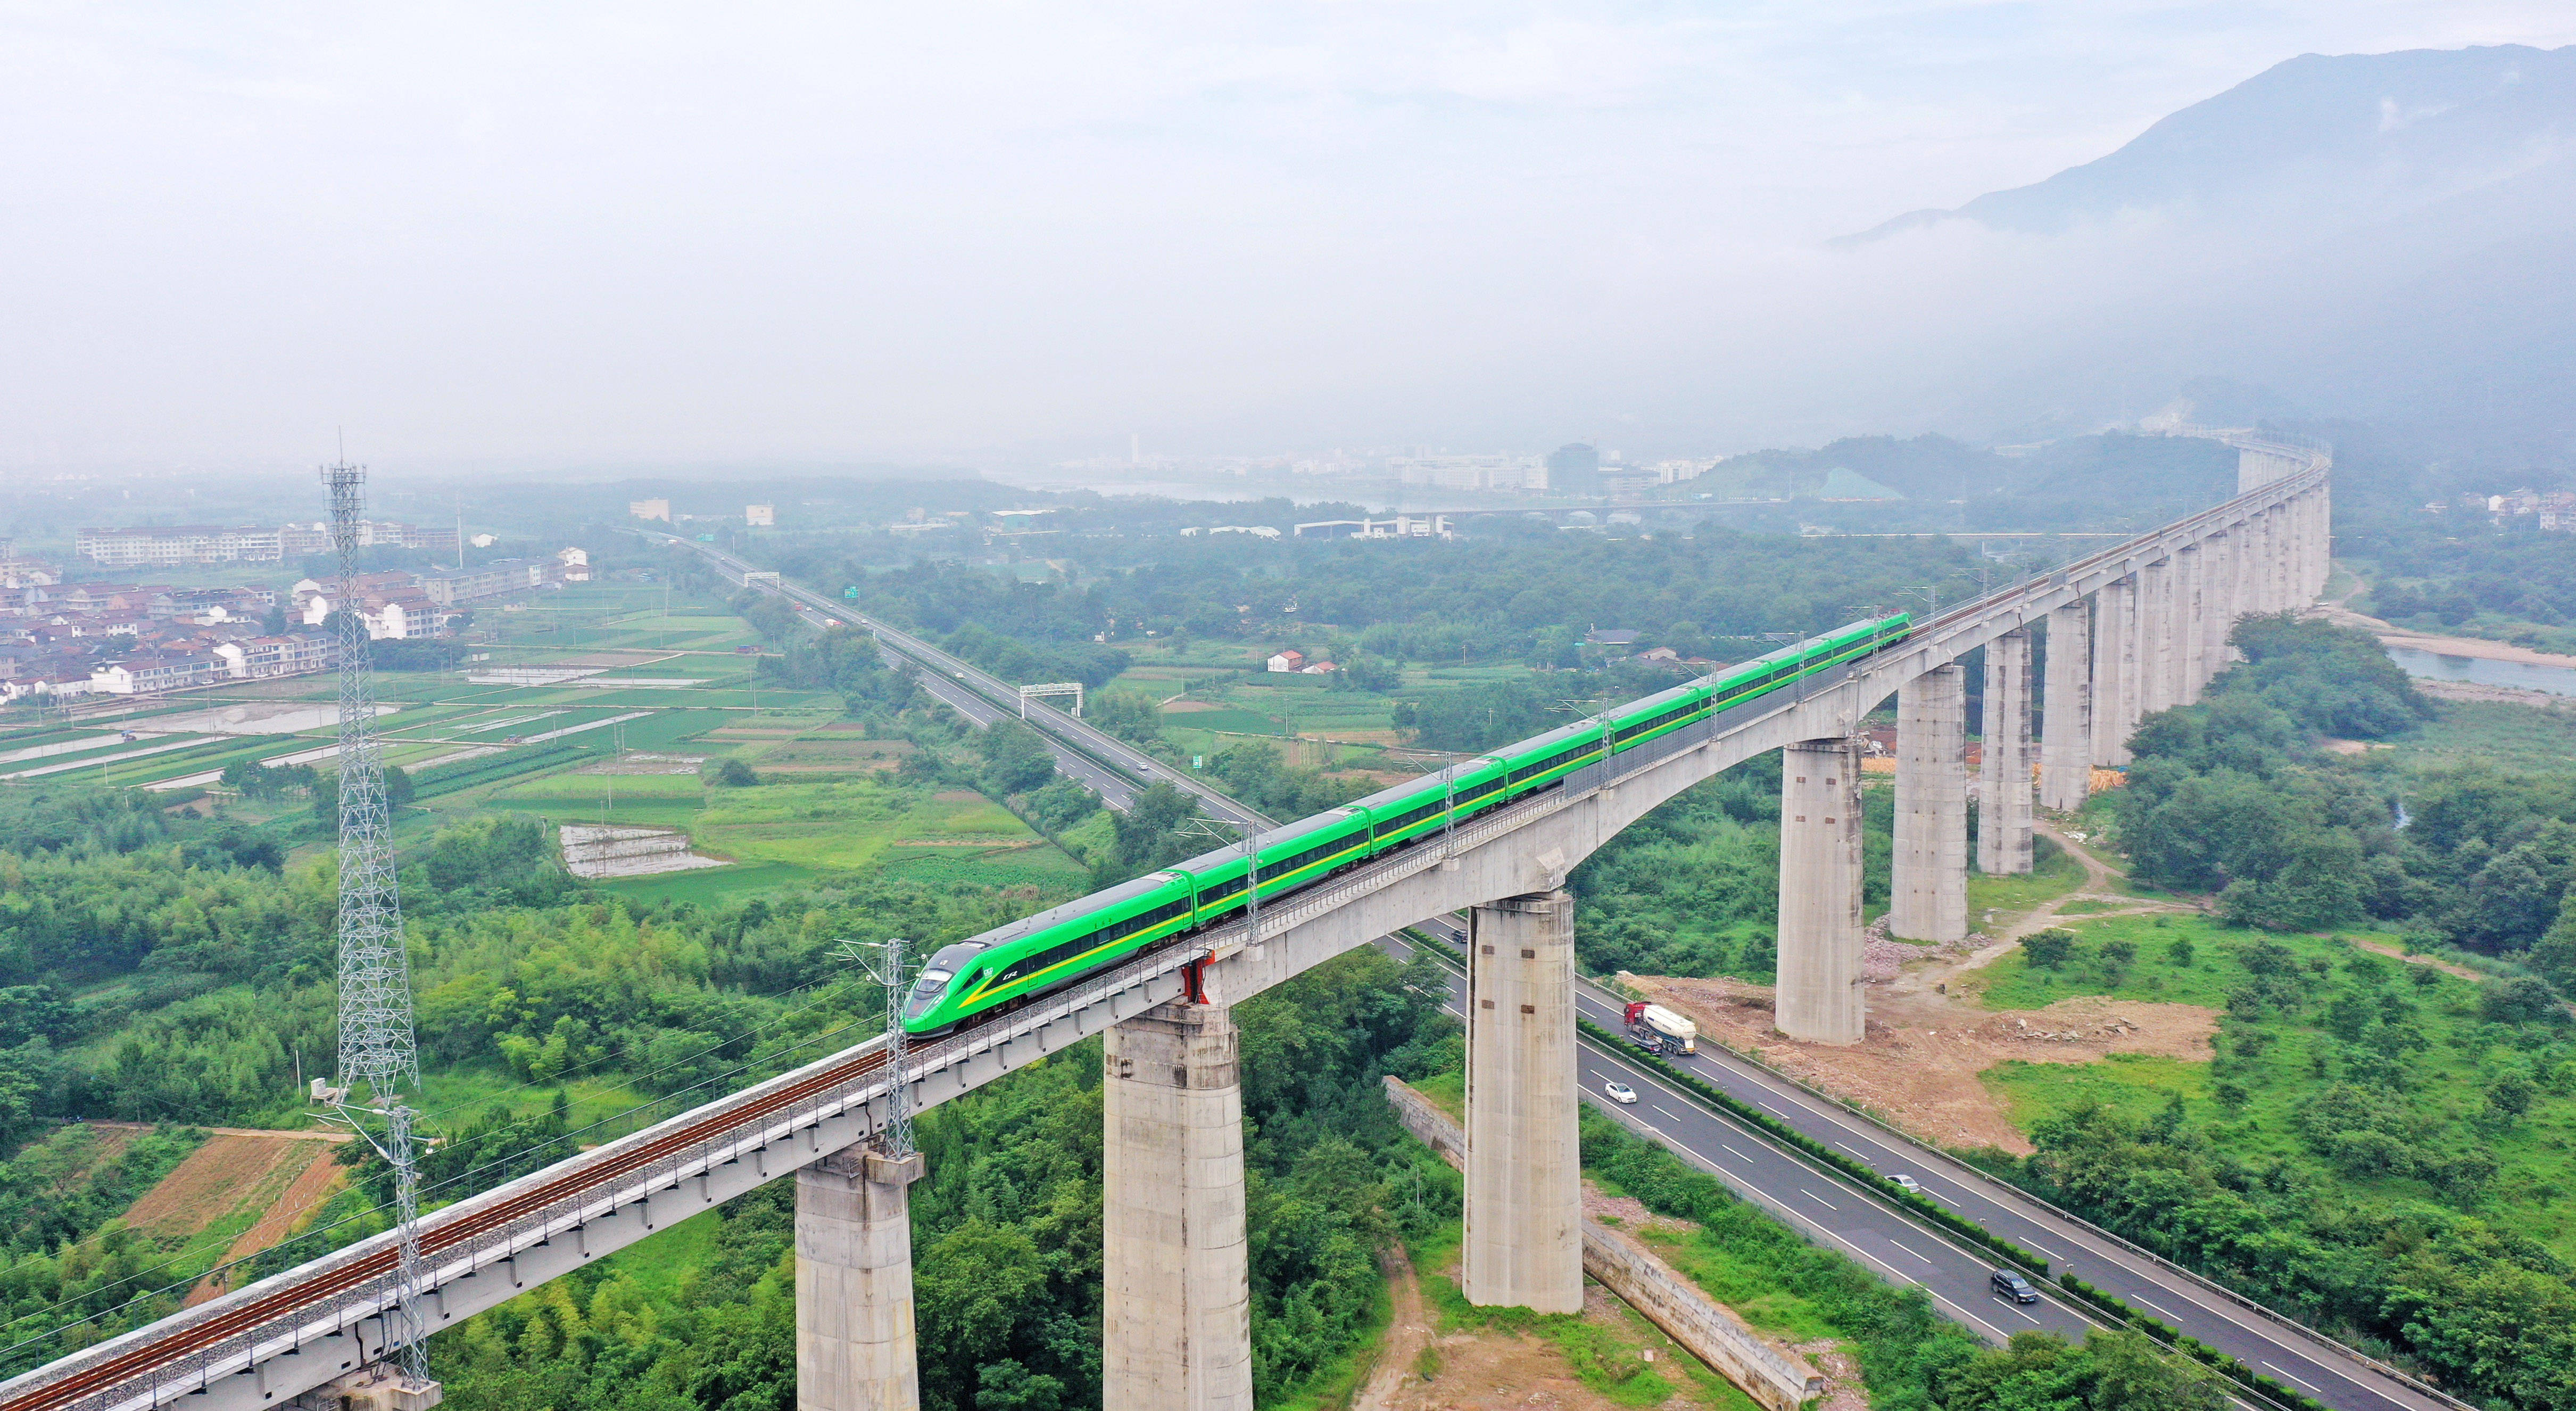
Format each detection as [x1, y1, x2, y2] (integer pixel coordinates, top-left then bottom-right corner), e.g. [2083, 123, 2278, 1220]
[1379, 799, 1445, 834]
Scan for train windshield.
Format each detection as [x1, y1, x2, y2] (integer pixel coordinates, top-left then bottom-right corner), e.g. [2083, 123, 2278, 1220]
[905, 943, 981, 1018]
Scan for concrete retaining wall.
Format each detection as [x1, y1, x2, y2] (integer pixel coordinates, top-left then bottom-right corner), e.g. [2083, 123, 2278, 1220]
[558, 824, 725, 879]
[1382, 1077, 1823, 1410]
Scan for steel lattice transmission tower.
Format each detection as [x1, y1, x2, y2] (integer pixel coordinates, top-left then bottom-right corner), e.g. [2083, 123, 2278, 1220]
[321, 460, 429, 1382]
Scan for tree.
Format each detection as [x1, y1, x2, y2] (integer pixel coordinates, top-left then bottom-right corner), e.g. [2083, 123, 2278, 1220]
[702, 757, 761, 788]
[974, 721, 1057, 796]
[2480, 977, 2565, 1026]
[2024, 929, 2076, 969]
[2085, 1329, 2231, 1410]
[1107, 781, 1203, 878]
[1335, 653, 1398, 693]
[1087, 691, 1165, 745]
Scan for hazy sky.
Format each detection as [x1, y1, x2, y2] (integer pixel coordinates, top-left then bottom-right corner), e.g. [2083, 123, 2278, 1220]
[4, 3, 2572, 474]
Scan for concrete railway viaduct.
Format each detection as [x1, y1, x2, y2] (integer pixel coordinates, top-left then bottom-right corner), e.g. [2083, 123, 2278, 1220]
[0, 434, 2399, 1411]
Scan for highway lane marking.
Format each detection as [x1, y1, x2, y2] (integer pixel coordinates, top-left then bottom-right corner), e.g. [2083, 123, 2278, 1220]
[1931, 1294, 2011, 1343]
[1649, 1030, 2359, 1369]
[2131, 1295, 2181, 1323]
[2005, 1302, 2045, 1327]
[1800, 1189, 1839, 1210]
[1718, 1144, 1753, 1163]
[1651, 1104, 1682, 1121]
[2262, 1363, 2323, 1395]
[1836, 1141, 1875, 1160]
[1890, 1240, 1935, 1264]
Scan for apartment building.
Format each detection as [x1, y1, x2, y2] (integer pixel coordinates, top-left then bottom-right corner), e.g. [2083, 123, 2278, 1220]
[74, 525, 284, 566]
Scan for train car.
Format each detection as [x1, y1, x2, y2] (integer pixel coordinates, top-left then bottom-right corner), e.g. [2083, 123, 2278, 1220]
[1185, 805, 1379, 927]
[900, 613, 1914, 1034]
[901, 867, 1198, 1032]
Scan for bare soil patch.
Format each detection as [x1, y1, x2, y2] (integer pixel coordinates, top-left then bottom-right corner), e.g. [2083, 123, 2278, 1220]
[1630, 976, 2218, 1155]
[187, 1149, 347, 1306]
[1795, 1340, 1869, 1411]
[1581, 1181, 1694, 1236]
[1384, 1325, 1658, 1410]
[125, 1134, 331, 1240]
[2350, 935, 2484, 982]
[1352, 1246, 1434, 1411]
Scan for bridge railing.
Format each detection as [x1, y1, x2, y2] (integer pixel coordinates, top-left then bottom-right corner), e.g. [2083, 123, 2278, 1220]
[1919, 460, 2326, 644]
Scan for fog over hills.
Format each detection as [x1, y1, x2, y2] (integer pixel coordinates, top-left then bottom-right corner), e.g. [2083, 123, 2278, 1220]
[1835, 45, 2576, 459]
[1850, 45, 2574, 244]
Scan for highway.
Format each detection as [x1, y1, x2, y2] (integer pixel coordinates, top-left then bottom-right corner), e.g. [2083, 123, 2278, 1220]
[656, 534, 1137, 810]
[667, 532, 2454, 1411]
[1540, 958, 2437, 1411]
[651, 532, 1253, 826]
[1394, 936, 2098, 1349]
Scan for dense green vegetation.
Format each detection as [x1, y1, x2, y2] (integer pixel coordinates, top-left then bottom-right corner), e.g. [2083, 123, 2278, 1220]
[2345, 509, 2576, 654]
[2113, 615, 2434, 932]
[791, 532, 1984, 669]
[2118, 614, 2576, 991]
[434, 945, 1461, 1410]
[0, 1124, 210, 1368]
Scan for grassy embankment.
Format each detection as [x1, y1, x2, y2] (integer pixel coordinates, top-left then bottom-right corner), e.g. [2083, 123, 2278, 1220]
[1967, 909, 2576, 1259]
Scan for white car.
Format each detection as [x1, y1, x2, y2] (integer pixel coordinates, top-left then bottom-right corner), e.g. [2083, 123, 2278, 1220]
[1890, 1174, 1923, 1195]
[1603, 1080, 1639, 1105]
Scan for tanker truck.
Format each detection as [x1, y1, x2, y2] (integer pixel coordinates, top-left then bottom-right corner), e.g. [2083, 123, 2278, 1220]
[1622, 1001, 1697, 1055]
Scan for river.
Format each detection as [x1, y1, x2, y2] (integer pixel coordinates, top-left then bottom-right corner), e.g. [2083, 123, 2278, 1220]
[2386, 646, 2576, 697]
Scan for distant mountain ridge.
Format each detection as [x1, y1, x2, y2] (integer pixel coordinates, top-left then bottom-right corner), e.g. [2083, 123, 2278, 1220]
[1844, 44, 2576, 244]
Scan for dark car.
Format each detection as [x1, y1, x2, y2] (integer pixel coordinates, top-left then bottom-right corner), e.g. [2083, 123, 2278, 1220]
[1990, 1268, 2040, 1303]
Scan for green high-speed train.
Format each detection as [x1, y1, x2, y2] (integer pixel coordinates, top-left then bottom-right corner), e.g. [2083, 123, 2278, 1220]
[899, 613, 1914, 1034]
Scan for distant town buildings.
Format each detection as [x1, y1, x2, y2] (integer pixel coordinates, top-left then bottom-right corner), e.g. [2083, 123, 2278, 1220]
[1290, 516, 1452, 540]
[74, 519, 457, 566]
[1390, 454, 1548, 493]
[746, 504, 775, 527]
[0, 542, 592, 702]
[415, 557, 554, 607]
[630, 498, 673, 523]
[2434, 489, 2576, 531]
[75, 525, 282, 566]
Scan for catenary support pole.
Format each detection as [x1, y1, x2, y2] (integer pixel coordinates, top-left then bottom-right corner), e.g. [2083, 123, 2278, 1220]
[1890, 666, 1968, 943]
[1104, 1000, 1254, 1411]
[1462, 892, 1583, 1313]
[798, 1144, 926, 1411]
[2039, 606, 2091, 812]
[1978, 630, 2034, 874]
[1777, 739, 1866, 1043]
